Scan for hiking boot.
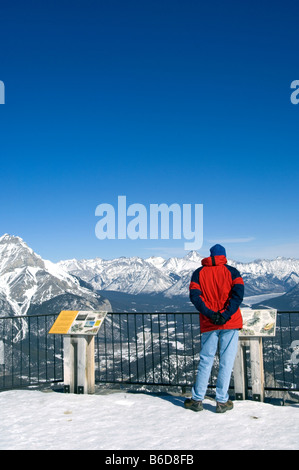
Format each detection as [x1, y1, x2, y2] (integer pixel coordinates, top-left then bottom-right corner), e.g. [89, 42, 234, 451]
[216, 400, 234, 413]
[184, 398, 203, 412]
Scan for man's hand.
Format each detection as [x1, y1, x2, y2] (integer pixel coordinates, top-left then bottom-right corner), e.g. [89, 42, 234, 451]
[211, 311, 227, 325]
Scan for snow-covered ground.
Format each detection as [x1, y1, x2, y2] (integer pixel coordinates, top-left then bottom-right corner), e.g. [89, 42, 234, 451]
[1, 389, 299, 450]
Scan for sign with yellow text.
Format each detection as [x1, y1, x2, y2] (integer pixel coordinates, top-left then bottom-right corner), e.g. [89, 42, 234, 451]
[49, 310, 108, 335]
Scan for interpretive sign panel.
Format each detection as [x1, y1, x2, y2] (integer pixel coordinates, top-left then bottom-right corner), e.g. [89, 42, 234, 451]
[240, 308, 277, 337]
[49, 310, 107, 335]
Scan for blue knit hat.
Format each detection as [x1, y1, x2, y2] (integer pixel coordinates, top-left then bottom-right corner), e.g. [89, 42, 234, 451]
[210, 244, 226, 257]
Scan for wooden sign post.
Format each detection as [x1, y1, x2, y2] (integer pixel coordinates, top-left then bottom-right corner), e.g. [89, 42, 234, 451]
[234, 339, 249, 401]
[49, 310, 107, 394]
[233, 308, 277, 402]
[63, 335, 95, 394]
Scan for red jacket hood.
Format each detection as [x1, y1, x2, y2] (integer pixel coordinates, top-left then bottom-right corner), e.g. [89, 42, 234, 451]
[201, 255, 227, 267]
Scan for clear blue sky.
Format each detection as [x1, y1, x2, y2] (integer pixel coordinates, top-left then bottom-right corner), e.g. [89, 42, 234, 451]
[0, 0, 298, 262]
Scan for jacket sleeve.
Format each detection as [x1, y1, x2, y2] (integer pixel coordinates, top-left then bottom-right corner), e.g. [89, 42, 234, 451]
[221, 268, 244, 321]
[189, 269, 216, 319]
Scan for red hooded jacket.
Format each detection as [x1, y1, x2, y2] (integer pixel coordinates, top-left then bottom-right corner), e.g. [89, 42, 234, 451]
[189, 255, 244, 333]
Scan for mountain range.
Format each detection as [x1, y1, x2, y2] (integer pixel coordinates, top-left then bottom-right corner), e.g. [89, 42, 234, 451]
[0, 233, 299, 316]
[58, 251, 299, 297]
[57, 250, 299, 311]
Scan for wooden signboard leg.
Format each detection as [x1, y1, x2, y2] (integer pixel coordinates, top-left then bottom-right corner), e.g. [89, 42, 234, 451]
[63, 335, 95, 394]
[63, 336, 76, 393]
[233, 340, 248, 400]
[77, 336, 95, 395]
[250, 337, 265, 402]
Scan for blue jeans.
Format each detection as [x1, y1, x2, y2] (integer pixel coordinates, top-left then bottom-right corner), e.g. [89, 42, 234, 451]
[192, 329, 239, 403]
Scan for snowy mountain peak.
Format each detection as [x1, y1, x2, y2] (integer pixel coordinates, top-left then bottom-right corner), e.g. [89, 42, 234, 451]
[0, 233, 22, 242]
[183, 250, 203, 262]
[0, 233, 45, 274]
[0, 234, 111, 318]
[0, 233, 33, 251]
[0, 234, 35, 253]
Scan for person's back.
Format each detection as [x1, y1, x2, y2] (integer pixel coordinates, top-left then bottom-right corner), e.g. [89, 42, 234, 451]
[189, 244, 244, 333]
[185, 244, 244, 413]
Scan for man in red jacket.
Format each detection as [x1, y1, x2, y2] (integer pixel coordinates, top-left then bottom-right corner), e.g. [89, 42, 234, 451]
[185, 244, 244, 413]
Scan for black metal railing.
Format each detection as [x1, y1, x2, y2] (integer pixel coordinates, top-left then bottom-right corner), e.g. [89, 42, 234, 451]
[0, 313, 64, 390]
[95, 313, 201, 388]
[1, 311, 299, 399]
[94, 312, 299, 399]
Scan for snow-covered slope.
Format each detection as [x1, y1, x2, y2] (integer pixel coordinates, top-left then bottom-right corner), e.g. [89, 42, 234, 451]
[58, 256, 174, 295]
[230, 257, 299, 295]
[0, 234, 111, 317]
[58, 251, 204, 297]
